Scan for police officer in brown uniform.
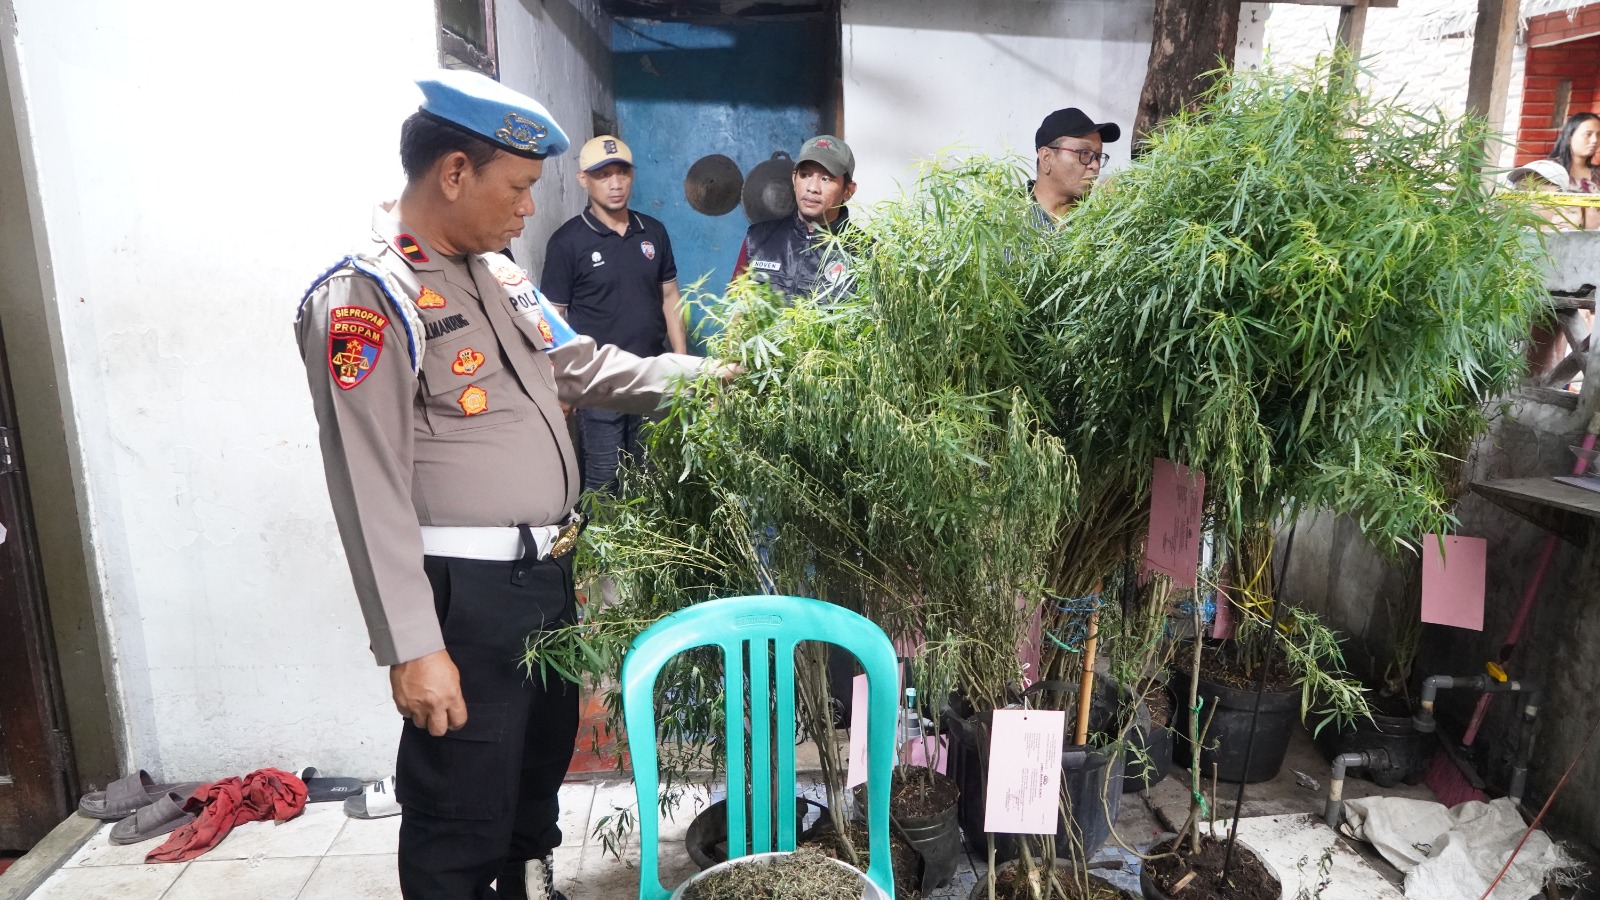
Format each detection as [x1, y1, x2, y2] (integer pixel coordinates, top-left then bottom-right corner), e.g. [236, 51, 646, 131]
[295, 70, 716, 900]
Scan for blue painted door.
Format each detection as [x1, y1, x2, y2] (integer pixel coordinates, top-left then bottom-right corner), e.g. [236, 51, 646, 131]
[613, 17, 833, 350]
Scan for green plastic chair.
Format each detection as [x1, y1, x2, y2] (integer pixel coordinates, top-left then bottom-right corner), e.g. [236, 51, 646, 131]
[620, 594, 899, 899]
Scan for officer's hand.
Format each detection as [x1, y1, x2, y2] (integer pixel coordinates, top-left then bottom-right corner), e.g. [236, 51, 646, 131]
[709, 360, 742, 383]
[390, 650, 468, 737]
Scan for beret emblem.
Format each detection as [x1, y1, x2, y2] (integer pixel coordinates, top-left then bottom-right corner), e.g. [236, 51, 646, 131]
[495, 112, 549, 152]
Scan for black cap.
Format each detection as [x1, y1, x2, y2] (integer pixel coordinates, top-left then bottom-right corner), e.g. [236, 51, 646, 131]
[1035, 108, 1121, 148]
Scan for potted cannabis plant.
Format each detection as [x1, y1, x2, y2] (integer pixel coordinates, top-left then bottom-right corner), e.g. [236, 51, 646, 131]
[1027, 52, 1546, 895]
[530, 158, 1075, 898]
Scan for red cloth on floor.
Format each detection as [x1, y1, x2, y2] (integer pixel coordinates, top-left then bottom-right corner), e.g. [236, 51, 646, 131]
[146, 768, 307, 863]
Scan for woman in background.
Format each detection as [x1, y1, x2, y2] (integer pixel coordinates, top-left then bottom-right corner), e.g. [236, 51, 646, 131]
[1511, 113, 1598, 380]
[1509, 112, 1598, 230]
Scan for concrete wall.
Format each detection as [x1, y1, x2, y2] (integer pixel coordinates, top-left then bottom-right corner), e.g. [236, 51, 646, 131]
[1284, 233, 1600, 848]
[2, 0, 608, 783]
[499, 0, 615, 275]
[840, 0, 1157, 208]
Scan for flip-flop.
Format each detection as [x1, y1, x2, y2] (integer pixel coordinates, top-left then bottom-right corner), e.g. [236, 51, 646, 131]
[295, 766, 365, 804]
[109, 791, 197, 845]
[343, 775, 401, 819]
[78, 771, 204, 821]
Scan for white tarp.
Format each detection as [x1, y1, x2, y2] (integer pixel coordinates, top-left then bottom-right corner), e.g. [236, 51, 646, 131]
[1342, 796, 1576, 900]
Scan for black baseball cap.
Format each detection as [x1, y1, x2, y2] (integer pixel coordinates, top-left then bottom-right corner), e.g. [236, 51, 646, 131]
[1035, 108, 1121, 148]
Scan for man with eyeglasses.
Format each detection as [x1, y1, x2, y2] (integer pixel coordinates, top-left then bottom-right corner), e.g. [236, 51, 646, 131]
[1032, 108, 1121, 223]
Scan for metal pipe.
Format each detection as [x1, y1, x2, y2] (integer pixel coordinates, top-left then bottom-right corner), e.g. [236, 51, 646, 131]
[1414, 674, 1490, 733]
[1414, 674, 1543, 798]
[1509, 687, 1543, 803]
[1324, 750, 1389, 829]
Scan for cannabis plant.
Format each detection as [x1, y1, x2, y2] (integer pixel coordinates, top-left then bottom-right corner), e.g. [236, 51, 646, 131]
[528, 160, 1077, 875]
[1033, 53, 1545, 722]
[1036, 53, 1545, 554]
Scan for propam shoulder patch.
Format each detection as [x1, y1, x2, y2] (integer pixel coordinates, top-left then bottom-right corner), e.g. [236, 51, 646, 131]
[328, 306, 387, 389]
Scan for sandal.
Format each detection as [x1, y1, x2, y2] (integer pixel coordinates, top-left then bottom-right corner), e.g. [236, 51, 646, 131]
[343, 775, 401, 819]
[295, 766, 365, 804]
[109, 791, 197, 845]
[78, 771, 203, 821]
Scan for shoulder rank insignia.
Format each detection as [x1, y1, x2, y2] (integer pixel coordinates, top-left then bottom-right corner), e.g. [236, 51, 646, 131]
[490, 261, 529, 288]
[327, 306, 386, 389]
[395, 234, 429, 264]
[457, 385, 489, 416]
[452, 348, 486, 376]
[416, 287, 447, 309]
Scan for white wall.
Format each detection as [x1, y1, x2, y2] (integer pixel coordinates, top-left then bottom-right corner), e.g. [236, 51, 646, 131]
[841, 0, 1155, 208]
[498, 0, 614, 274]
[4, 0, 605, 782]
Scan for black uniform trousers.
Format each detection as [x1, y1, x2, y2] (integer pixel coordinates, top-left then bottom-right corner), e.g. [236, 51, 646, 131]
[397, 552, 580, 900]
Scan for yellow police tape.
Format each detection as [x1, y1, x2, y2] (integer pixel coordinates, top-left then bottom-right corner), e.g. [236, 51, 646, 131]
[1507, 190, 1600, 210]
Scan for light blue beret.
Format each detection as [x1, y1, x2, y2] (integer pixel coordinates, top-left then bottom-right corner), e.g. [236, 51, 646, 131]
[415, 69, 570, 159]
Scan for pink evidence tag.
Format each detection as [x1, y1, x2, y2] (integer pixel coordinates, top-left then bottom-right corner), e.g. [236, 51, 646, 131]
[846, 674, 870, 789]
[1146, 459, 1205, 587]
[901, 735, 949, 775]
[1421, 534, 1487, 631]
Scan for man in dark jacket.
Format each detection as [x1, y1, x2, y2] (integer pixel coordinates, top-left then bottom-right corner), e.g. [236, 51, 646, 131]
[731, 134, 857, 302]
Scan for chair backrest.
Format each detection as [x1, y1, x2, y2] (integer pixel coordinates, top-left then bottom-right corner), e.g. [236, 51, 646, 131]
[621, 594, 899, 900]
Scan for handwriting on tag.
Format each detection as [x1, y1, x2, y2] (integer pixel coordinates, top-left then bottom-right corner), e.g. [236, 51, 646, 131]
[983, 709, 1065, 834]
[1146, 459, 1205, 587]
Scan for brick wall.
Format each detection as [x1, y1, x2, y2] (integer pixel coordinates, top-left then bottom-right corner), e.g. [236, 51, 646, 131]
[1527, 3, 1600, 47]
[1514, 25, 1600, 164]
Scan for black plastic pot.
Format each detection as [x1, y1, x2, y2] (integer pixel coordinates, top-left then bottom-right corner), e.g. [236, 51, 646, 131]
[684, 797, 821, 870]
[893, 782, 961, 890]
[945, 681, 1126, 863]
[1139, 832, 1280, 900]
[1313, 709, 1432, 787]
[971, 859, 1139, 900]
[1174, 674, 1298, 783]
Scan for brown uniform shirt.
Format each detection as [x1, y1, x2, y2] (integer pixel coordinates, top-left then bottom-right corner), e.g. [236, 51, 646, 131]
[296, 204, 707, 665]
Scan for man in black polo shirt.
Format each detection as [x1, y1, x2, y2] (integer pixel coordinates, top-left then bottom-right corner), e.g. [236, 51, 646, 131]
[542, 135, 686, 495]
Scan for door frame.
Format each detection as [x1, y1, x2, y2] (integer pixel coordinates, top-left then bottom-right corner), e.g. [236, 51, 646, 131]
[0, 0, 122, 813]
[0, 319, 75, 851]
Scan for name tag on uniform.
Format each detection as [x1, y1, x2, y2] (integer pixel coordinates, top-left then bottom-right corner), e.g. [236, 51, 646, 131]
[751, 259, 781, 272]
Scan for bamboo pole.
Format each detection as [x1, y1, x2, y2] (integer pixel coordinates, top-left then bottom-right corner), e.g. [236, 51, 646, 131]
[1074, 610, 1101, 746]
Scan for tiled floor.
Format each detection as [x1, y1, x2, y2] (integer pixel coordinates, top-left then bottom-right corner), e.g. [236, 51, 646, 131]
[25, 776, 1142, 899]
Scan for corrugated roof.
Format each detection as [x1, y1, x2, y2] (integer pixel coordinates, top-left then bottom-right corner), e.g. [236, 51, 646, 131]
[1418, 0, 1600, 39]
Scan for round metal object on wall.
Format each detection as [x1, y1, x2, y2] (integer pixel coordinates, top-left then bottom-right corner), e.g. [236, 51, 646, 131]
[742, 151, 797, 224]
[683, 154, 743, 217]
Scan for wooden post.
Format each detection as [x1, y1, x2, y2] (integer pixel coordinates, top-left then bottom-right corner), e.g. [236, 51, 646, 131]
[1133, 0, 1244, 149]
[1337, 1, 1370, 56]
[1465, 0, 1521, 135]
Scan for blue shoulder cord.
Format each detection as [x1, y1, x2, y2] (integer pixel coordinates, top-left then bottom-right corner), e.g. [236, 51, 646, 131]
[296, 256, 421, 373]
